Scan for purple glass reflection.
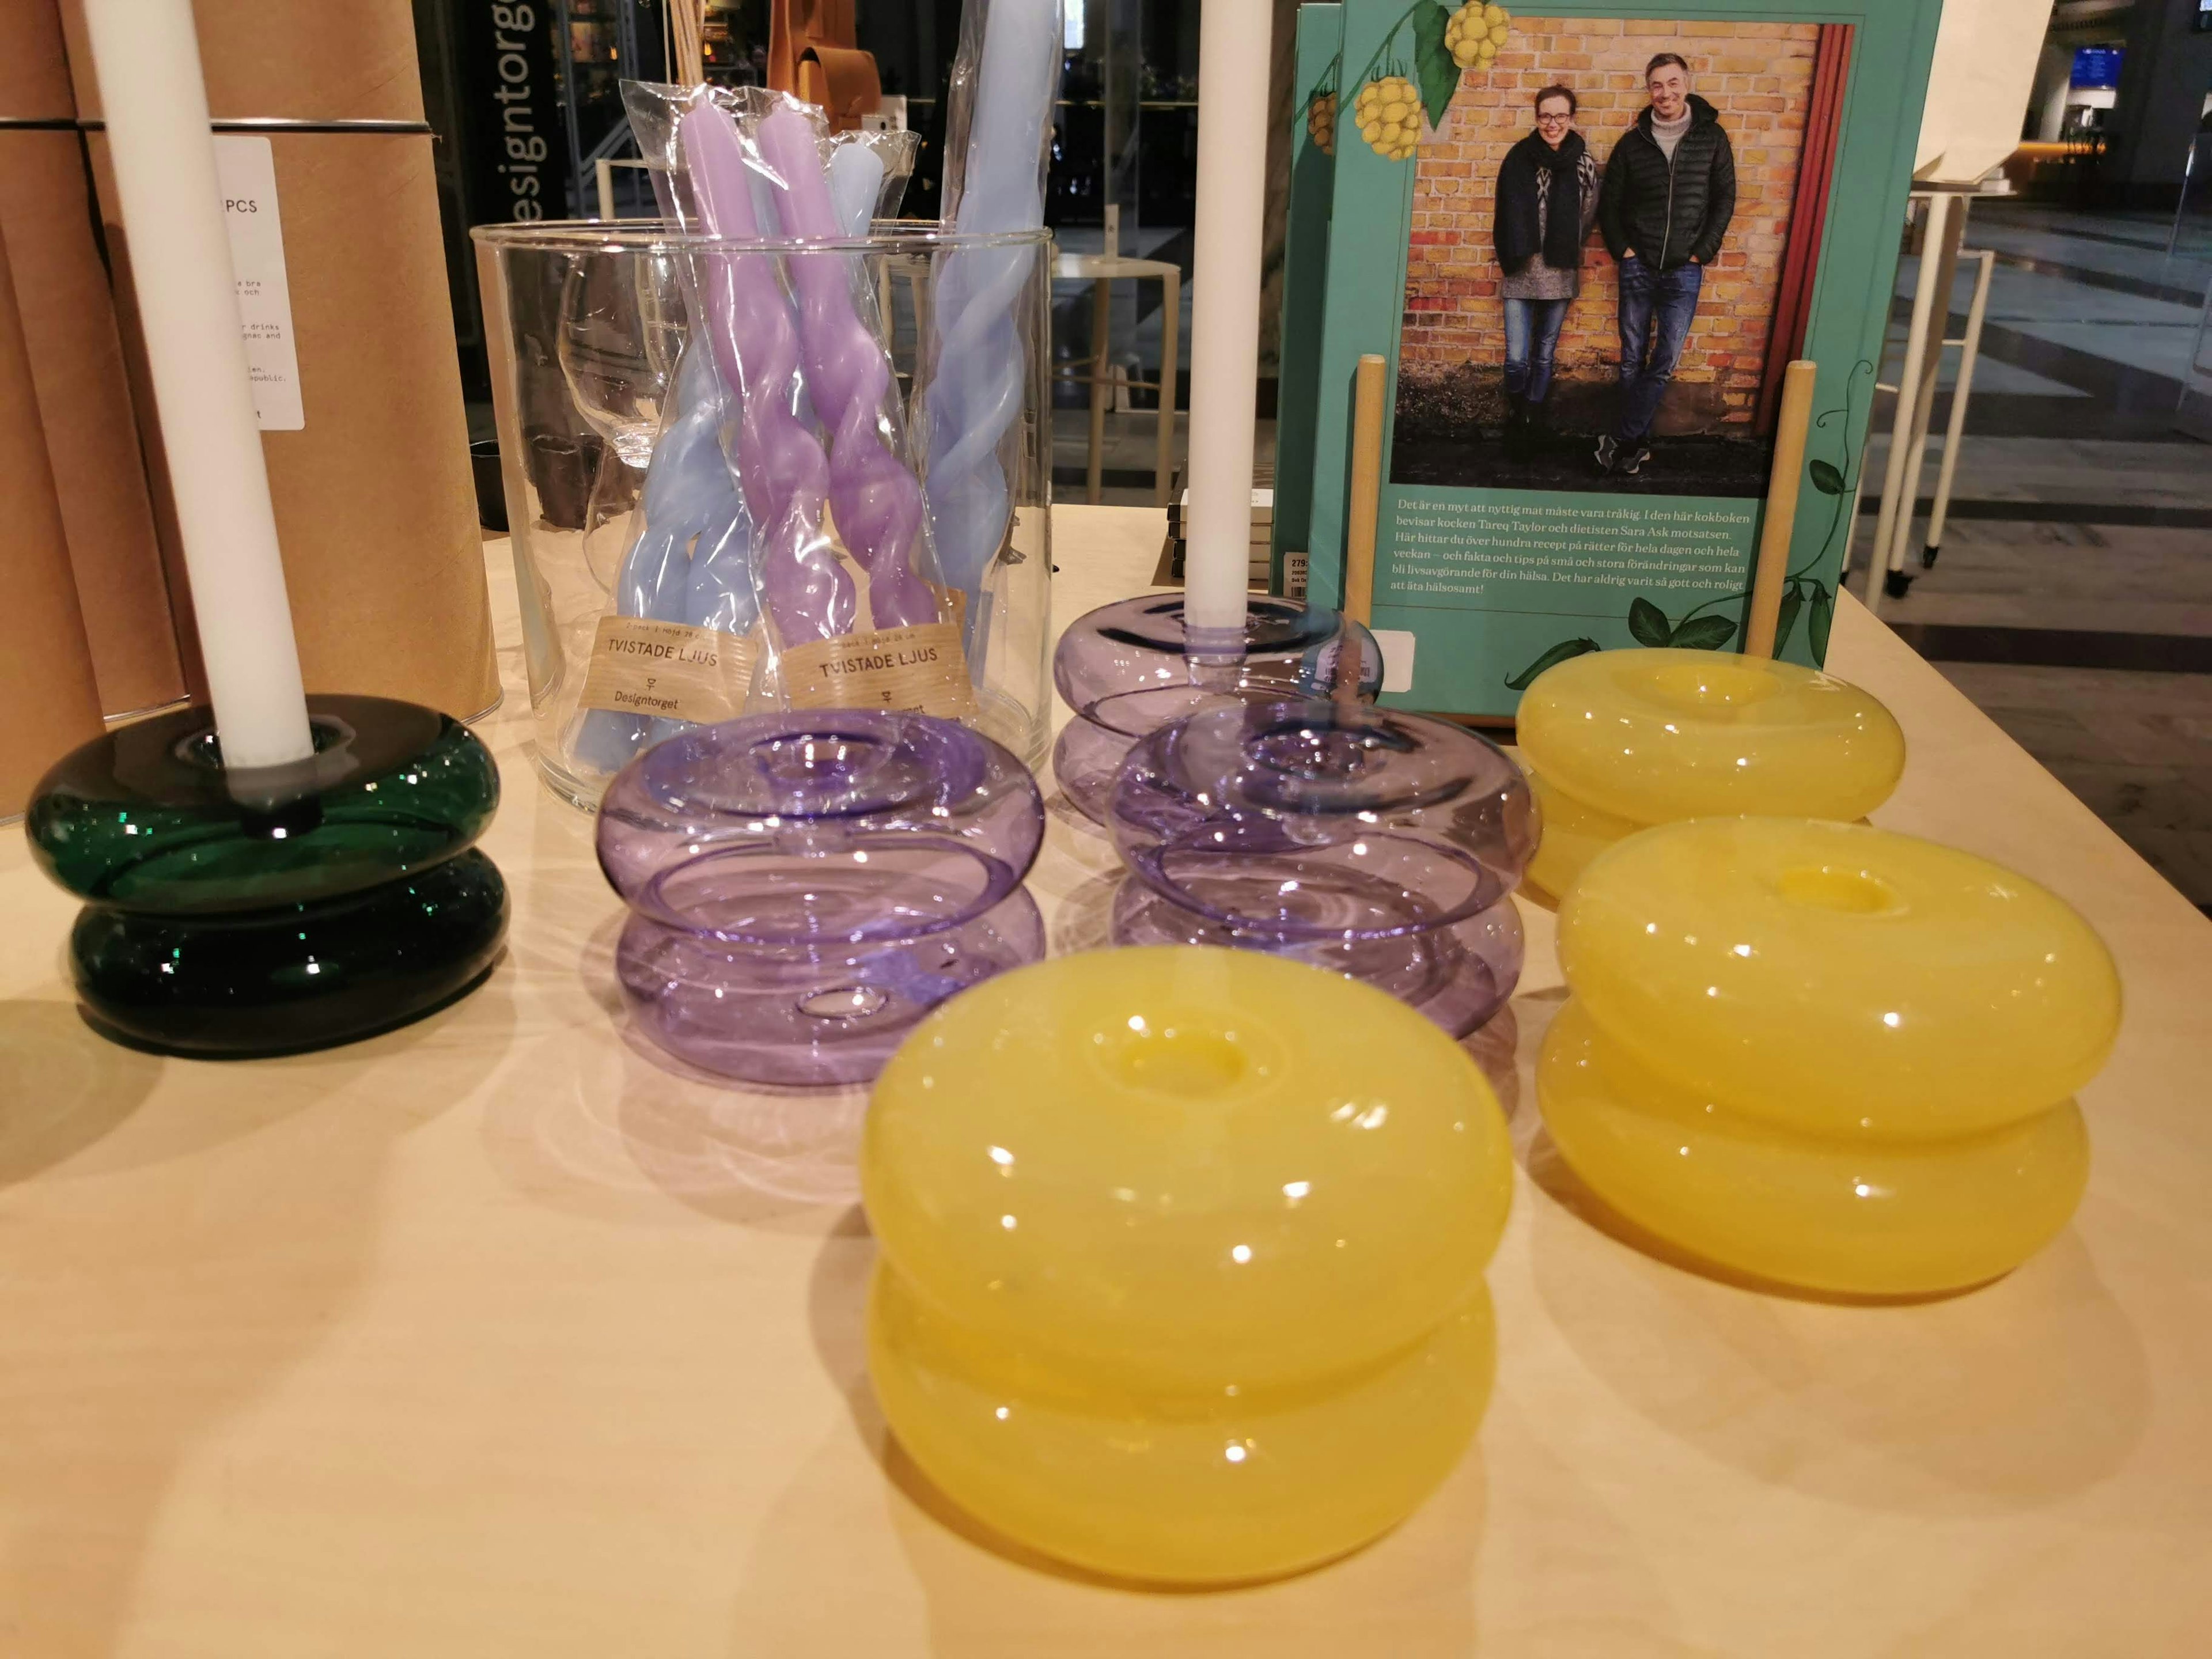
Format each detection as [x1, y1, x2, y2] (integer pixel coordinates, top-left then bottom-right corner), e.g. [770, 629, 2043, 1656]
[1050, 595, 1384, 825]
[597, 710, 1045, 1084]
[1104, 698, 1538, 1035]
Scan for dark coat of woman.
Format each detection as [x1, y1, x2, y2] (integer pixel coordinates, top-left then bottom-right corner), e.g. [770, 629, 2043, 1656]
[1494, 128, 1592, 275]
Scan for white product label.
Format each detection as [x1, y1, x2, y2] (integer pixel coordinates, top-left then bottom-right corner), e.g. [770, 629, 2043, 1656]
[1282, 550, 1309, 600]
[213, 136, 305, 431]
[1374, 628, 1417, 694]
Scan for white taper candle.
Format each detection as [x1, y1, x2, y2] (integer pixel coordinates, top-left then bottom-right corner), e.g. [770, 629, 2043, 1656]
[85, 0, 314, 767]
[1181, 0, 1269, 637]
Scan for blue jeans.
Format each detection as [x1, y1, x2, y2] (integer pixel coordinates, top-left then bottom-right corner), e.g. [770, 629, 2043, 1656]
[1503, 297, 1571, 404]
[1613, 256, 1702, 444]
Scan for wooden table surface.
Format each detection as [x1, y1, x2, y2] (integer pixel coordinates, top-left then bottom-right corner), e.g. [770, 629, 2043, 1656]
[3, 505, 2209, 1656]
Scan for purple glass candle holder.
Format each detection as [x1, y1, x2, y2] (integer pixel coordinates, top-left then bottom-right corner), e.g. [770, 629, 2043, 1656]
[1051, 594, 1383, 823]
[1106, 699, 1537, 1035]
[597, 710, 1045, 1085]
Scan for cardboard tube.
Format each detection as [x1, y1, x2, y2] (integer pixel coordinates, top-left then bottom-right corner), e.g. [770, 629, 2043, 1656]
[1745, 360, 1819, 658]
[68, 0, 499, 724]
[1342, 353, 1387, 628]
[0, 218, 104, 817]
[0, 118, 185, 718]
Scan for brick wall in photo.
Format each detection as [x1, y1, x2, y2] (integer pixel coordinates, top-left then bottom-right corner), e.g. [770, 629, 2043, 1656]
[1398, 16, 1819, 434]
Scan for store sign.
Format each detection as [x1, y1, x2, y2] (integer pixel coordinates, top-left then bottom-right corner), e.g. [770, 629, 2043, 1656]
[2071, 47, 2122, 89]
[460, 1, 564, 224]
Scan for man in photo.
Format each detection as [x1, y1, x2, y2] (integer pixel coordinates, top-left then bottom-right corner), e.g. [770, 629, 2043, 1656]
[1594, 52, 1737, 476]
[1493, 84, 1601, 460]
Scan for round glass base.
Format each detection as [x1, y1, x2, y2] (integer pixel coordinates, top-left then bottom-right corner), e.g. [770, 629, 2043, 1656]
[1111, 880, 1523, 1037]
[868, 1259, 1495, 1585]
[1053, 683, 1313, 827]
[72, 849, 509, 1058]
[1050, 598, 1385, 827]
[616, 888, 1047, 1086]
[28, 695, 507, 1058]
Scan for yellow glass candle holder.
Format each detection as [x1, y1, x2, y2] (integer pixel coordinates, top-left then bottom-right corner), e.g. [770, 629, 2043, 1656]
[1516, 647, 1906, 901]
[1539, 818, 2120, 1296]
[862, 946, 1513, 1584]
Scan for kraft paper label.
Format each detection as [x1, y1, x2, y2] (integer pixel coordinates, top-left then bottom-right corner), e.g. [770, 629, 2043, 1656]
[213, 137, 305, 431]
[578, 616, 758, 724]
[780, 622, 978, 720]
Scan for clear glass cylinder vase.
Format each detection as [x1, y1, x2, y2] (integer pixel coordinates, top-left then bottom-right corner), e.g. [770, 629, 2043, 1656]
[471, 219, 1054, 810]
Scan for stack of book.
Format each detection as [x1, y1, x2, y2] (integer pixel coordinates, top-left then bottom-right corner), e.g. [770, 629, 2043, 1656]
[1161, 474, 1277, 592]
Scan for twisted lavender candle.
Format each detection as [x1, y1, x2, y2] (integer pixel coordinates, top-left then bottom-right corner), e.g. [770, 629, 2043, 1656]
[680, 102, 855, 645]
[755, 106, 941, 630]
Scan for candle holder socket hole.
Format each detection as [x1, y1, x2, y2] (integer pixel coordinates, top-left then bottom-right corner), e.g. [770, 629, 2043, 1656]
[1637, 660, 1785, 714]
[641, 839, 1011, 944]
[1775, 863, 1906, 916]
[1104, 1022, 1252, 1100]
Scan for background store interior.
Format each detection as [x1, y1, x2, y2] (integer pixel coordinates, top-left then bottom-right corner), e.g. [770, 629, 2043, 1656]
[411, 0, 2212, 915]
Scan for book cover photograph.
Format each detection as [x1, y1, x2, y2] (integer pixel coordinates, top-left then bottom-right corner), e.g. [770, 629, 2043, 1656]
[1282, 1, 1941, 718]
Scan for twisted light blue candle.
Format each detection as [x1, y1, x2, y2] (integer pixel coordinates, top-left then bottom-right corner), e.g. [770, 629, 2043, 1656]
[926, 0, 1062, 658]
[573, 345, 759, 772]
[828, 141, 886, 237]
[756, 107, 940, 630]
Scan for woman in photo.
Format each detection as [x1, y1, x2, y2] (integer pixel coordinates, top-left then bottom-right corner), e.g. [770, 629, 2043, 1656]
[1493, 84, 1601, 459]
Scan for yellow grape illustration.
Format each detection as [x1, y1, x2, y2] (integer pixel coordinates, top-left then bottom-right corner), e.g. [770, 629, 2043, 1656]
[1354, 74, 1420, 161]
[1307, 89, 1336, 156]
[1446, 2, 1510, 72]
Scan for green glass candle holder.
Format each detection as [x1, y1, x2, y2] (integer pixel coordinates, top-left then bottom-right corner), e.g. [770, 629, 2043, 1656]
[25, 695, 509, 1057]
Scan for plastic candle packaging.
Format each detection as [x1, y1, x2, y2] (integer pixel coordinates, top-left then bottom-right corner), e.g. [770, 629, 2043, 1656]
[753, 103, 943, 631]
[676, 93, 856, 649]
[599, 82, 1025, 740]
[862, 948, 1513, 1583]
[569, 343, 757, 777]
[1540, 817, 2120, 1295]
[924, 0, 1063, 663]
[1516, 647, 1906, 901]
[483, 84, 1050, 805]
[566, 105, 911, 778]
[1105, 697, 1534, 1035]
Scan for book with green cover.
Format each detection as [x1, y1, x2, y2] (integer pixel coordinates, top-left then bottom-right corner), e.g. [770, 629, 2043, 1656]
[1284, 0, 1942, 717]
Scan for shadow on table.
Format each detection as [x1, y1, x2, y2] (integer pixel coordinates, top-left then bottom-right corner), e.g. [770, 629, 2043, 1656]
[741, 1201, 1494, 1653]
[1522, 1158, 2152, 1513]
[477, 903, 870, 1230]
[0, 976, 512, 1652]
[1503, 982, 2153, 1510]
[1463, 1003, 1521, 1123]
[1050, 868, 1123, 957]
[0, 997, 162, 1186]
